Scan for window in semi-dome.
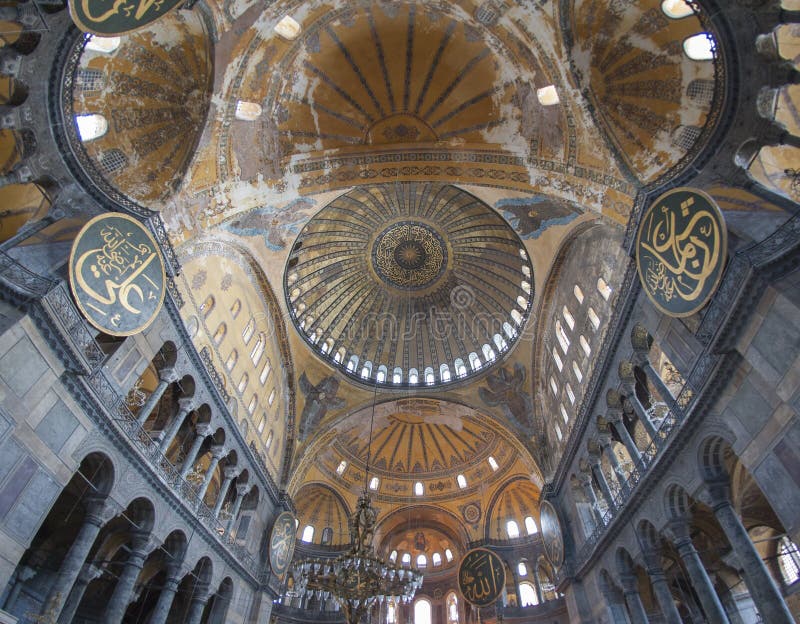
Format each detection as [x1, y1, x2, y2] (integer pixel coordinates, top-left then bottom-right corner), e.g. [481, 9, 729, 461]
[389, 550, 398, 562]
[455, 358, 467, 377]
[229, 298, 241, 318]
[267, 389, 276, 406]
[560, 403, 569, 424]
[494, 333, 508, 352]
[588, 307, 600, 331]
[518, 561, 528, 576]
[321, 338, 332, 354]
[511, 309, 523, 325]
[684, 33, 716, 60]
[521, 280, 531, 294]
[250, 333, 265, 365]
[580, 335, 591, 357]
[446, 592, 459, 623]
[242, 317, 254, 343]
[336, 460, 347, 476]
[321, 527, 333, 545]
[409, 368, 419, 384]
[301, 525, 314, 542]
[525, 516, 538, 535]
[393, 367, 403, 383]
[457, 474, 467, 489]
[417, 554, 427, 568]
[334, 348, 345, 363]
[201, 295, 215, 319]
[516, 295, 527, 309]
[415, 482, 424, 496]
[440, 364, 451, 382]
[552, 348, 563, 371]
[566, 383, 576, 404]
[257, 414, 265, 434]
[469, 353, 481, 370]
[597, 278, 612, 301]
[522, 264, 531, 277]
[213, 323, 226, 345]
[520, 582, 539, 607]
[369, 476, 380, 491]
[260, 360, 272, 384]
[572, 361, 583, 383]
[506, 520, 520, 539]
[424, 367, 435, 385]
[482, 344, 496, 361]
[488, 456, 499, 471]
[361, 361, 372, 379]
[247, 395, 257, 415]
[274, 15, 301, 39]
[555, 320, 570, 354]
[377, 365, 387, 383]
[563, 306, 575, 330]
[75, 113, 108, 142]
[555, 422, 563, 441]
[225, 349, 238, 371]
[85, 35, 121, 53]
[238, 373, 248, 394]
[402, 552, 411, 565]
[433, 552, 442, 566]
[265, 430, 273, 449]
[76, 68, 104, 92]
[347, 355, 358, 371]
[574, 284, 584, 304]
[503, 322, 517, 339]
[445, 548, 453, 562]
[537, 85, 559, 105]
[550, 376, 559, 396]
[99, 149, 127, 175]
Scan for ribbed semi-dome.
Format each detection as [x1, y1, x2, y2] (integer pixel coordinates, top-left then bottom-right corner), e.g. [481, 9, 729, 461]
[285, 182, 534, 387]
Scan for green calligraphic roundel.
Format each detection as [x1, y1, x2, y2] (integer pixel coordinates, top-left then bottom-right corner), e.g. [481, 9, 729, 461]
[540, 500, 564, 570]
[69, 213, 166, 336]
[458, 547, 506, 607]
[635, 187, 727, 318]
[269, 511, 297, 577]
[69, 0, 185, 35]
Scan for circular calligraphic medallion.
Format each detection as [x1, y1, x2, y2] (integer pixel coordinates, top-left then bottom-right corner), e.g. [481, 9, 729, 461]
[69, 213, 166, 336]
[69, 0, 185, 36]
[372, 221, 447, 290]
[540, 501, 564, 570]
[458, 547, 506, 607]
[269, 511, 297, 577]
[635, 188, 727, 317]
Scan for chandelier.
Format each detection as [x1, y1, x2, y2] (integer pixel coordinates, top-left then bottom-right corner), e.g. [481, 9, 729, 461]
[290, 386, 423, 623]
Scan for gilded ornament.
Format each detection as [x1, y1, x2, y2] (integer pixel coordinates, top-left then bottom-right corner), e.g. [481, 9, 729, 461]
[269, 511, 298, 578]
[458, 547, 506, 607]
[69, 0, 185, 35]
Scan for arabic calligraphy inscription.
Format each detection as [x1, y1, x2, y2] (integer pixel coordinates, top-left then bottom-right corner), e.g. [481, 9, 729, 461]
[269, 511, 297, 577]
[540, 501, 564, 570]
[69, 213, 165, 336]
[636, 188, 727, 317]
[458, 547, 505, 607]
[69, 0, 184, 35]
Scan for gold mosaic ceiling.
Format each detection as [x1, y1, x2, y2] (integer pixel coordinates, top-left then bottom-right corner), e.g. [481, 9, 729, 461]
[284, 182, 534, 387]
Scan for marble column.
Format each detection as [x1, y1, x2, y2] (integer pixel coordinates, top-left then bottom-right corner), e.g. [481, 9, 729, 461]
[57, 563, 103, 624]
[147, 564, 183, 624]
[716, 580, 746, 624]
[180, 423, 211, 479]
[632, 353, 680, 418]
[159, 398, 196, 453]
[213, 467, 237, 518]
[532, 566, 545, 604]
[137, 368, 177, 425]
[706, 480, 794, 624]
[600, 435, 630, 494]
[620, 573, 649, 624]
[185, 585, 210, 624]
[579, 472, 605, 525]
[197, 445, 225, 501]
[668, 518, 729, 624]
[642, 549, 682, 624]
[3, 565, 35, 611]
[105, 531, 151, 624]
[607, 409, 643, 471]
[226, 483, 250, 535]
[40, 496, 110, 621]
[620, 387, 661, 446]
[590, 461, 617, 512]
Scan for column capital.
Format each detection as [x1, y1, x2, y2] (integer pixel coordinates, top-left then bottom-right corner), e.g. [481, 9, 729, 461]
[606, 407, 624, 424]
[178, 396, 198, 412]
[78, 562, 104, 584]
[160, 367, 179, 384]
[129, 530, 154, 556]
[85, 496, 114, 526]
[236, 482, 251, 496]
[619, 572, 640, 593]
[223, 465, 239, 480]
[665, 516, 693, 545]
[195, 422, 213, 438]
[703, 477, 732, 510]
[210, 444, 226, 459]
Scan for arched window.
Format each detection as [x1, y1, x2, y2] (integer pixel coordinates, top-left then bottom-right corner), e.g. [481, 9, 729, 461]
[552, 347, 563, 371]
[778, 536, 800, 585]
[417, 554, 427, 568]
[257, 413, 266, 434]
[503, 322, 517, 339]
[521, 280, 531, 294]
[550, 376, 558, 396]
[250, 333, 265, 365]
[469, 352, 481, 371]
[684, 33, 716, 60]
[75, 113, 108, 142]
[402, 552, 411, 565]
[414, 598, 432, 624]
[454, 358, 467, 377]
[661, 0, 694, 18]
[393, 367, 403, 384]
[493, 333, 508, 351]
[347, 355, 359, 372]
[555, 320, 570, 354]
[511, 309, 523, 325]
[518, 561, 528, 576]
[321, 527, 333, 545]
[86, 35, 121, 53]
[376, 365, 387, 383]
[440, 363, 451, 382]
[409, 368, 419, 384]
[387, 600, 398, 624]
[334, 348, 345, 363]
[268, 389, 276, 406]
[389, 550, 398, 562]
[229, 298, 242, 318]
[580, 335, 591, 357]
[562, 306, 575, 330]
[336, 460, 347, 476]
[560, 403, 569, 423]
[488, 456, 499, 471]
[519, 581, 539, 607]
[225, 349, 238, 371]
[260, 359, 272, 384]
[242, 317, 255, 343]
[201, 295, 215, 319]
[597, 277, 612, 300]
[482, 344, 496, 361]
[361, 361, 373, 379]
[555, 422, 563, 441]
[247, 395, 258, 414]
[588, 307, 600, 331]
[415, 482, 424, 496]
[572, 361, 583, 383]
[457, 474, 467, 489]
[566, 383, 576, 404]
[516, 295, 527, 309]
[301, 525, 314, 543]
[424, 367, 435, 385]
[522, 265, 531, 277]
[213, 322, 226, 345]
[235, 100, 262, 121]
[238, 373, 249, 394]
[573, 284, 584, 304]
[369, 476, 380, 491]
[445, 548, 454, 562]
[446, 592, 459, 623]
[265, 429, 273, 449]
[525, 516, 538, 535]
[321, 338, 333, 354]
[432, 552, 442, 566]
[519, 248, 528, 260]
[506, 520, 520, 539]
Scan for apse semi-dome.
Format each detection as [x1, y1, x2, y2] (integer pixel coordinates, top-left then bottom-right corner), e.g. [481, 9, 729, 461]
[284, 182, 534, 387]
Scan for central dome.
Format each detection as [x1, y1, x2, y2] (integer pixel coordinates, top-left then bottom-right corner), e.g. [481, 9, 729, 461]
[285, 183, 534, 387]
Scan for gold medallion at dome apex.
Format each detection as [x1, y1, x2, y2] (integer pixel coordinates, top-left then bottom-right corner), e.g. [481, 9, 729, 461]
[373, 221, 447, 289]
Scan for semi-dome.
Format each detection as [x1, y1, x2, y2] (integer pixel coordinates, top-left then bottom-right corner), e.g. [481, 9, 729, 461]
[284, 182, 534, 388]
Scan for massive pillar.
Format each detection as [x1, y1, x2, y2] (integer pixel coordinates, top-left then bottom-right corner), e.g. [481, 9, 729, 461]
[641, 549, 682, 624]
[57, 563, 103, 624]
[105, 532, 151, 624]
[148, 564, 183, 624]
